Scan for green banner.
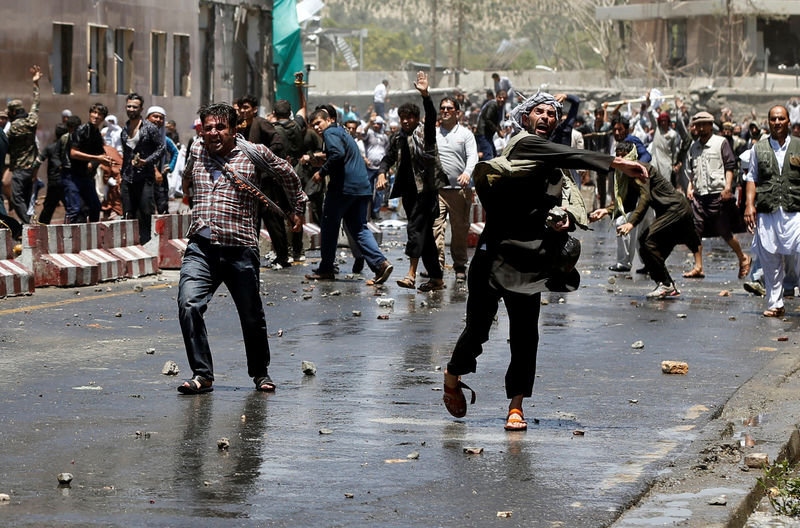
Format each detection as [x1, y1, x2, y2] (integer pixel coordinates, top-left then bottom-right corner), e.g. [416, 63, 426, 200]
[273, 0, 303, 110]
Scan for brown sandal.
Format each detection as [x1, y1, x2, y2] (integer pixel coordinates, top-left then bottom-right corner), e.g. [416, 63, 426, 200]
[396, 276, 416, 289]
[442, 380, 476, 418]
[763, 307, 785, 318]
[504, 408, 528, 431]
[738, 255, 752, 279]
[682, 268, 705, 278]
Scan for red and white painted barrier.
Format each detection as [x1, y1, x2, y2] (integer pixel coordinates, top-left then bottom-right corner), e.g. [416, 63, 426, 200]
[99, 220, 158, 278]
[0, 228, 34, 297]
[20, 223, 125, 287]
[304, 223, 321, 249]
[145, 214, 192, 269]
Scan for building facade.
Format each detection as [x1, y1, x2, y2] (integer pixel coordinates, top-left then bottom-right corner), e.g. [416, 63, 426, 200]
[0, 0, 274, 144]
[596, 0, 800, 80]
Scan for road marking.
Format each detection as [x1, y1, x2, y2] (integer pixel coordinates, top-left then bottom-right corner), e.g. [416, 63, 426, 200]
[0, 283, 173, 316]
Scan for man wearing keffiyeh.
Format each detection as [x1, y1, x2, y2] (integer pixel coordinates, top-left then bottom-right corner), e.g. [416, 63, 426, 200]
[442, 91, 649, 431]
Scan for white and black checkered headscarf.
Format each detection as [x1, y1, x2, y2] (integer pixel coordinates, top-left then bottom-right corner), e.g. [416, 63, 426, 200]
[508, 91, 563, 131]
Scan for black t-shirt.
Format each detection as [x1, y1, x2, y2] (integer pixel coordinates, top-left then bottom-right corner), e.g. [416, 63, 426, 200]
[69, 123, 105, 178]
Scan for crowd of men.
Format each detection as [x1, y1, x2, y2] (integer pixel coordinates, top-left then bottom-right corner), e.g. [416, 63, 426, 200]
[2, 66, 799, 428]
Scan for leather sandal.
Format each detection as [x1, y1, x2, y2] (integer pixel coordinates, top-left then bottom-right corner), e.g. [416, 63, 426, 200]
[418, 280, 446, 292]
[396, 276, 416, 289]
[504, 408, 528, 431]
[682, 268, 705, 279]
[763, 307, 785, 318]
[442, 379, 476, 418]
[254, 374, 276, 392]
[738, 255, 752, 279]
[177, 375, 213, 395]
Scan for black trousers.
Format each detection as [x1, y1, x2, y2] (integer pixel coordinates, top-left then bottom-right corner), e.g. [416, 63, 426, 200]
[39, 182, 64, 225]
[447, 249, 542, 398]
[154, 176, 169, 214]
[638, 206, 701, 285]
[121, 179, 154, 244]
[402, 189, 442, 279]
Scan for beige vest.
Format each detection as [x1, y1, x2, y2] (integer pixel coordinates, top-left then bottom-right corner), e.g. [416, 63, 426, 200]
[689, 134, 727, 195]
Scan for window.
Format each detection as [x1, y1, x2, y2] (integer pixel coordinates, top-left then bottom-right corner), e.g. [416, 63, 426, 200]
[89, 25, 110, 93]
[51, 23, 73, 94]
[173, 34, 190, 96]
[114, 28, 134, 95]
[151, 31, 167, 96]
[667, 20, 687, 68]
[199, 5, 214, 105]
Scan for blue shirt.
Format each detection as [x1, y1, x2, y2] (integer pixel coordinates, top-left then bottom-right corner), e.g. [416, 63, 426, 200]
[319, 126, 371, 196]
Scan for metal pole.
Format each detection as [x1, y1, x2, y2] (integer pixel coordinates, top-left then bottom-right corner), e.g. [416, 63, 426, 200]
[359, 32, 363, 71]
[430, 0, 437, 82]
[455, 0, 463, 86]
[763, 47, 770, 91]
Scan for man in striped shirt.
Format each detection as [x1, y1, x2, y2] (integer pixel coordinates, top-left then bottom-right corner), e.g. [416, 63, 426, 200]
[177, 103, 306, 395]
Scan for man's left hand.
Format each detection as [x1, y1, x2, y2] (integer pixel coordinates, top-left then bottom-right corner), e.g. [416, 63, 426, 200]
[457, 173, 471, 188]
[312, 171, 322, 183]
[414, 71, 429, 96]
[721, 187, 733, 201]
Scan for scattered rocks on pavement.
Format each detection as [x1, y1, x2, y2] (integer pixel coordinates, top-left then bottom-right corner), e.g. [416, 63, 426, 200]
[57, 473, 73, 485]
[708, 495, 727, 506]
[161, 361, 180, 375]
[631, 340, 645, 349]
[145, 348, 156, 355]
[217, 437, 230, 450]
[661, 361, 689, 374]
[302, 360, 317, 375]
[464, 447, 484, 454]
[744, 452, 769, 468]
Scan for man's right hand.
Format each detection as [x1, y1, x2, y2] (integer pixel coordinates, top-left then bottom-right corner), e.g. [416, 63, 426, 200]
[31, 65, 42, 84]
[376, 173, 387, 191]
[588, 209, 608, 222]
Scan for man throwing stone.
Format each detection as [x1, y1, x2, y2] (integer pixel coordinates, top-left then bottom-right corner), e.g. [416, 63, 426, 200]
[442, 92, 648, 431]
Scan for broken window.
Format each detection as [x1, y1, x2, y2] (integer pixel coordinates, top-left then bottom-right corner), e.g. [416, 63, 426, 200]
[173, 34, 190, 96]
[114, 28, 134, 95]
[88, 25, 109, 93]
[51, 23, 73, 94]
[151, 31, 167, 96]
[667, 20, 687, 68]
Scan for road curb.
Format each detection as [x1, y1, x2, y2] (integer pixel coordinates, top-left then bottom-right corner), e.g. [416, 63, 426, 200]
[613, 340, 800, 527]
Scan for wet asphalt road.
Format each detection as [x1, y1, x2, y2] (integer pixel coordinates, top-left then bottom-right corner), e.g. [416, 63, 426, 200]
[0, 222, 796, 527]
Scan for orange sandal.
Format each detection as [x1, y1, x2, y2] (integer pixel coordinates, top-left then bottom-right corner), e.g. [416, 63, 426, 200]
[504, 408, 528, 431]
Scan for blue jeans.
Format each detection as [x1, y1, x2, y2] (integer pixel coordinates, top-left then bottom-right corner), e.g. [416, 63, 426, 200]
[318, 192, 386, 274]
[62, 170, 101, 223]
[178, 238, 271, 381]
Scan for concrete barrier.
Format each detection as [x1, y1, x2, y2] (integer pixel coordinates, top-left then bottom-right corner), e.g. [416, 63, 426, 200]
[99, 220, 158, 278]
[0, 228, 34, 297]
[145, 214, 192, 269]
[20, 223, 126, 287]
